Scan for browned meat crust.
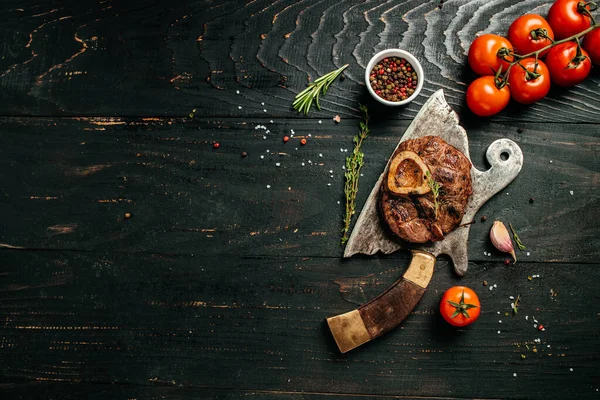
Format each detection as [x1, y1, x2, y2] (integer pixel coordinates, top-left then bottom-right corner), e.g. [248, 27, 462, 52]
[380, 136, 473, 243]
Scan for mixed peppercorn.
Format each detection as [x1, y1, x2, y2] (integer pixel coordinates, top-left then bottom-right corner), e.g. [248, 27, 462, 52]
[369, 57, 418, 102]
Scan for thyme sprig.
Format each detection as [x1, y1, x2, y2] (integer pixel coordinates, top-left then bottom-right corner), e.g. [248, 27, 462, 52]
[509, 223, 526, 251]
[341, 105, 370, 245]
[293, 64, 348, 115]
[426, 170, 442, 219]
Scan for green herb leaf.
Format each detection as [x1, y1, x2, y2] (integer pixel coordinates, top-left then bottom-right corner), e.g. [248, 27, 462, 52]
[509, 223, 526, 251]
[293, 64, 348, 115]
[425, 170, 441, 219]
[341, 105, 370, 245]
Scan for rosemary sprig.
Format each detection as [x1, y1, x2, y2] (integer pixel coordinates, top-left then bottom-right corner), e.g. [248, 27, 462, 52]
[341, 105, 370, 245]
[425, 170, 441, 219]
[509, 223, 526, 251]
[293, 64, 348, 115]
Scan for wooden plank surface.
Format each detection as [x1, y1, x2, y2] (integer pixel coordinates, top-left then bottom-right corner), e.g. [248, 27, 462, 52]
[1, 0, 599, 399]
[1, 250, 599, 399]
[0, 0, 599, 120]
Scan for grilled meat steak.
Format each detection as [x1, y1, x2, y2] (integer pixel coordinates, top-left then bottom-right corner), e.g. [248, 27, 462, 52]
[380, 136, 472, 243]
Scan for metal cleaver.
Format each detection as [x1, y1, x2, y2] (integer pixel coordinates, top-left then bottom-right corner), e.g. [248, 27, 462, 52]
[327, 90, 523, 353]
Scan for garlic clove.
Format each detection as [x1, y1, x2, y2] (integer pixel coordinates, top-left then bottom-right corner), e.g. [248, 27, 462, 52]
[490, 220, 517, 263]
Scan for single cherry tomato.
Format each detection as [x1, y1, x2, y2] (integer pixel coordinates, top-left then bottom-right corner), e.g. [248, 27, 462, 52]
[582, 27, 600, 65]
[468, 34, 514, 76]
[545, 42, 591, 87]
[507, 14, 555, 57]
[508, 58, 551, 104]
[547, 0, 593, 39]
[440, 286, 481, 327]
[466, 76, 511, 117]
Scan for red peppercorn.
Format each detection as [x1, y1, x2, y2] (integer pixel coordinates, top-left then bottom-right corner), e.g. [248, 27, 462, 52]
[538, 324, 545, 331]
[504, 259, 511, 265]
[300, 138, 307, 145]
[213, 142, 220, 149]
[283, 136, 289, 143]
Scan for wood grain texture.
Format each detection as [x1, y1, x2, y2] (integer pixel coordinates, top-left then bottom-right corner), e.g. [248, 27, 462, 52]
[0, 250, 599, 399]
[0, 0, 599, 121]
[0, 117, 597, 264]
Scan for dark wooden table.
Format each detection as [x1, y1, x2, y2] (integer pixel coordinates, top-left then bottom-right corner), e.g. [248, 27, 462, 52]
[1, 1, 599, 399]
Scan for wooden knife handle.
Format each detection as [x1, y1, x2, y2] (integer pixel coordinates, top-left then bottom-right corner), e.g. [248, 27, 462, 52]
[327, 251, 436, 353]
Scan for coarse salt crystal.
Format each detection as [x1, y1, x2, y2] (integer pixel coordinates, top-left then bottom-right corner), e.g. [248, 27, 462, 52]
[548, 345, 551, 348]
[266, 185, 271, 189]
[342, 166, 346, 170]
[499, 320, 502, 324]
[275, 163, 280, 167]
[497, 311, 501, 314]
[498, 330, 501, 334]
[301, 162, 305, 166]
[238, 106, 242, 109]
[513, 373, 517, 377]
[527, 252, 531, 256]
[263, 136, 267, 140]
[330, 175, 333, 178]
[534, 324, 538, 328]
[329, 170, 333, 174]
[509, 296, 514, 300]
[510, 303, 515, 308]
[525, 316, 529, 320]
[266, 150, 270, 153]
[337, 201, 340, 204]
[327, 183, 331, 186]
[340, 148, 344, 152]
[260, 155, 264, 159]
[236, 90, 240, 94]
[270, 120, 274, 123]
[308, 134, 312, 137]
[489, 287, 493, 291]
[494, 284, 497, 288]
[569, 368, 573, 372]
[261, 102, 265, 106]
[308, 160, 312, 164]
[319, 153, 323, 157]
[569, 190, 574, 195]
[506, 192, 509, 195]
[318, 120, 322, 124]
[360, 173, 364, 177]
[265, 130, 270, 134]
[263, 109, 267, 113]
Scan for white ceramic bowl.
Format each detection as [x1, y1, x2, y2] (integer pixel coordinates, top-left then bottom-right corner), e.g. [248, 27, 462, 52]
[364, 49, 424, 106]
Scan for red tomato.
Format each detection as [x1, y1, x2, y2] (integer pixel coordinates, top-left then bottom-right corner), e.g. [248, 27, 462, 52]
[507, 14, 555, 57]
[508, 58, 551, 104]
[440, 286, 481, 327]
[547, 0, 593, 39]
[583, 28, 600, 65]
[545, 42, 592, 87]
[468, 34, 514, 76]
[466, 76, 510, 117]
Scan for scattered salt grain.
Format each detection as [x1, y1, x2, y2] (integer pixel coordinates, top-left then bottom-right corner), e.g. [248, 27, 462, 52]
[319, 153, 323, 157]
[266, 185, 271, 189]
[569, 190, 574, 195]
[494, 284, 497, 288]
[549, 160, 553, 163]
[301, 162, 305, 166]
[527, 252, 531, 257]
[548, 345, 551, 348]
[261, 102, 265, 106]
[506, 192, 509, 195]
[266, 150, 270, 153]
[360, 173, 364, 177]
[330, 175, 333, 178]
[534, 324, 538, 328]
[509, 296, 514, 300]
[318, 120, 322, 124]
[263, 136, 267, 140]
[342, 166, 346, 170]
[260, 155, 264, 159]
[236, 90, 240, 94]
[525, 316, 529, 321]
[270, 120, 274, 123]
[238, 106, 242, 109]
[513, 373, 517, 377]
[295, 148, 298, 151]
[340, 148, 344, 152]
[329, 170, 333, 174]
[308, 160, 312, 164]
[275, 163, 280, 167]
[263, 109, 267, 113]
[337, 201, 340, 204]
[498, 330, 501, 334]
[499, 320, 502, 324]
[570, 368, 573, 372]
[327, 183, 331, 186]
[497, 311, 501, 315]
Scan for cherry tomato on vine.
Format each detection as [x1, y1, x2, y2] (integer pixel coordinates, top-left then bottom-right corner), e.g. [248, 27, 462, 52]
[547, 0, 594, 39]
[545, 42, 592, 87]
[508, 58, 551, 104]
[440, 286, 481, 327]
[466, 75, 510, 117]
[582, 28, 600, 65]
[468, 34, 514, 76]
[507, 14, 555, 57]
